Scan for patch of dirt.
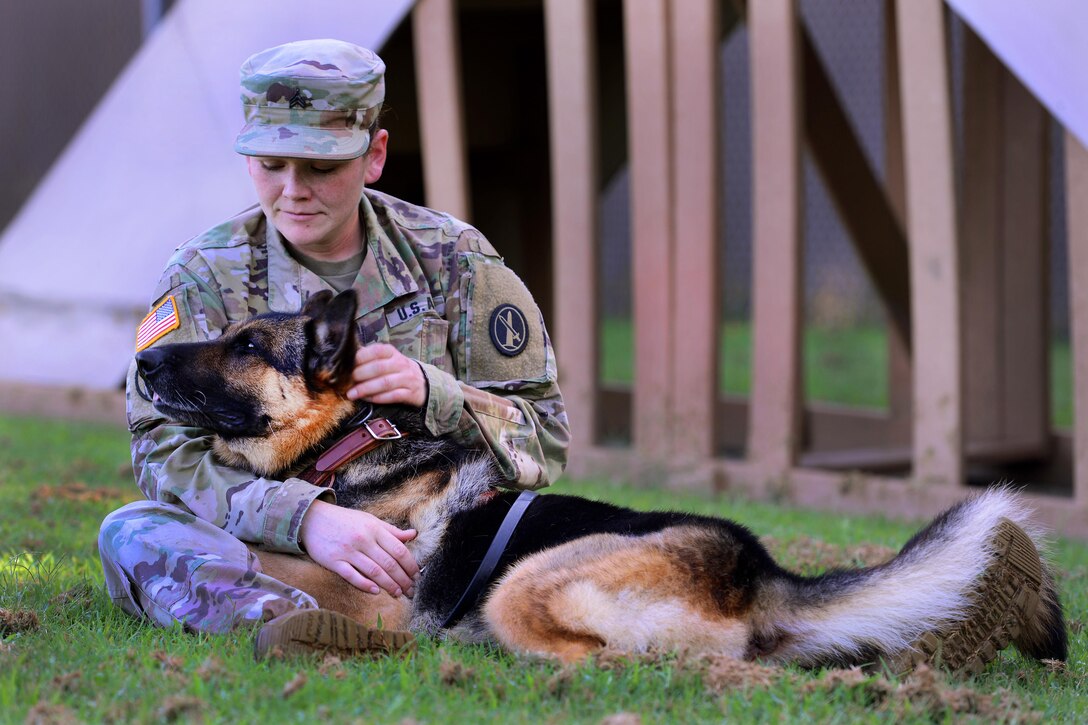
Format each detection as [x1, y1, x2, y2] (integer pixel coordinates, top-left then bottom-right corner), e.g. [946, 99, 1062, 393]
[20, 537, 45, 551]
[890, 664, 1041, 722]
[50, 584, 96, 608]
[438, 654, 474, 686]
[318, 654, 346, 679]
[282, 672, 307, 698]
[801, 666, 891, 703]
[545, 665, 575, 697]
[157, 695, 204, 722]
[801, 663, 1042, 723]
[151, 649, 185, 673]
[194, 656, 225, 680]
[50, 671, 81, 693]
[600, 714, 642, 725]
[762, 536, 896, 572]
[0, 608, 40, 636]
[32, 483, 126, 504]
[24, 702, 80, 725]
[701, 655, 780, 691]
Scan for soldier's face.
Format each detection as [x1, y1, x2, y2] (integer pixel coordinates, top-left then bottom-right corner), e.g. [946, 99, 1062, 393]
[246, 130, 388, 256]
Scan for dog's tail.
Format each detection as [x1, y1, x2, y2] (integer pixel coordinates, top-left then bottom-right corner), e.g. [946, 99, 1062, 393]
[752, 487, 1067, 670]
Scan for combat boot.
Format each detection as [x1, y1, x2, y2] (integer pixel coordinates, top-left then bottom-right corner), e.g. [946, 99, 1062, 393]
[890, 517, 1045, 674]
[254, 608, 416, 660]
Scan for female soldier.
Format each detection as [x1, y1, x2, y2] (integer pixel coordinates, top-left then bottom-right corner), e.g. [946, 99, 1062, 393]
[99, 39, 568, 656]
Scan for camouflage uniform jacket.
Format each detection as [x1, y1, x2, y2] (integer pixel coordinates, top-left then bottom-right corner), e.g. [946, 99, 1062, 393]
[126, 189, 569, 553]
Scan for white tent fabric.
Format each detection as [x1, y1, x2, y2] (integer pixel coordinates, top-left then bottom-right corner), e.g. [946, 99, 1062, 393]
[0, 0, 412, 389]
[947, 0, 1088, 148]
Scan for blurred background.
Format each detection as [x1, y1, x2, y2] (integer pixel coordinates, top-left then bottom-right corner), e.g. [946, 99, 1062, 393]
[1, 0, 1086, 529]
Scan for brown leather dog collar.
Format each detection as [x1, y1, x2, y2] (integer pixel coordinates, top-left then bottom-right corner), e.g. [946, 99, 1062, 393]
[297, 416, 404, 488]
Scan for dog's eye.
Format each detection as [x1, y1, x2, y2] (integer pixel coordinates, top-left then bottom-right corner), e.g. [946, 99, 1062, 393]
[233, 336, 259, 354]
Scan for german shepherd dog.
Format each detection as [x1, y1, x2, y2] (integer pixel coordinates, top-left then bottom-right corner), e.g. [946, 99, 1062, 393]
[135, 290, 1068, 670]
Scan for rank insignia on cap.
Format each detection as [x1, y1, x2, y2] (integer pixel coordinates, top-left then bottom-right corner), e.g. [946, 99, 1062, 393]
[489, 304, 528, 357]
[135, 296, 180, 352]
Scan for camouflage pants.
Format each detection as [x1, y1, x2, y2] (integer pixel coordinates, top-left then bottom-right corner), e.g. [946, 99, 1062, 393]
[98, 500, 318, 633]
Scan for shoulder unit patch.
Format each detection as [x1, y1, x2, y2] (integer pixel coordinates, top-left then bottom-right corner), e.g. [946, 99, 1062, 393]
[135, 295, 180, 352]
[464, 260, 548, 384]
[489, 304, 528, 356]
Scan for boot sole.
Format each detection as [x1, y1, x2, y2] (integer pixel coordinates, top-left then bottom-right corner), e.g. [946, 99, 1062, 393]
[254, 608, 417, 660]
[893, 517, 1043, 674]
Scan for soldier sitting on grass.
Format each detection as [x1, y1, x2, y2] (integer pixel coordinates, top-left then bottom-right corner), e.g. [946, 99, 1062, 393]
[98, 39, 568, 655]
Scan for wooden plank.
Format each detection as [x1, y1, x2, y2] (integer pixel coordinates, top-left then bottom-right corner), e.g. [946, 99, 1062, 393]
[571, 442, 1088, 539]
[960, 30, 1050, 453]
[412, 0, 472, 221]
[999, 69, 1049, 450]
[883, 0, 913, 445]
[747, 0, 802, 472]
[800, 439, 1050, 473]
[543, 0, 600, 452]
[1067, 130, 1088, 506]
[801, 25, 911, 349]
[896, 0, 964, 487]
[961, 28, 1004, 443]
[668, 0, 719, 464]
[623, 0, 674, 461]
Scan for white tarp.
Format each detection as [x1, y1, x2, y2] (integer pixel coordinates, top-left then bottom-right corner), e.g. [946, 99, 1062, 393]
[947, 0, 1088, 148]
[0, 0, 412, 390]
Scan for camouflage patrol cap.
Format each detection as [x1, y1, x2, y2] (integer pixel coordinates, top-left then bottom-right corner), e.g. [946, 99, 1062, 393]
[234, 39, 385, 160]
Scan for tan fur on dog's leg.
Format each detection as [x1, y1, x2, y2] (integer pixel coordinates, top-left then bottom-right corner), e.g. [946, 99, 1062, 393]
[250, 546, 410, 629]
[485, 531, 752, 662]
[485, 576, 605, 663]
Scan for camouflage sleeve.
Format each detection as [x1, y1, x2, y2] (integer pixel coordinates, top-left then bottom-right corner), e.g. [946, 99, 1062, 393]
[419, 230, 570, 489]
[127, 261, 333, 553]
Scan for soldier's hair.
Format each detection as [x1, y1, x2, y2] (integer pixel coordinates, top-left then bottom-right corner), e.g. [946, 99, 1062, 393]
[362, 106, 387, 157]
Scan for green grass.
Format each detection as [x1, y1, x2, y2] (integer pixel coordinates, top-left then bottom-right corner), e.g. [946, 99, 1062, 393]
[2, 414, 1086, 723]
[601, 318, 1075, 427]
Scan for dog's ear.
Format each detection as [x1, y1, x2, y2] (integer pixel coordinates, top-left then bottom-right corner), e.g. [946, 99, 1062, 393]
[305, 290, 359, 393]
[301, 290, 336, 319]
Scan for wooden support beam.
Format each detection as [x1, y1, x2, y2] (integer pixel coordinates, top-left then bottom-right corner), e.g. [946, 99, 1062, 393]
[668, 0, 720, 466]
[999, 69, 1049, 451]
[896, 0, 963, 487]
[883, 0, 913, 447]
[1068, 130, 1088, 506]
[412, 0, 471, 221]
[801, 24, 911, 349]
[961, 29, 1005, 443]
[961, 29, 1049, 453]
[747, 0, 802, 472]
[543, 0, 600, 452]
[623, 0, 674, 462]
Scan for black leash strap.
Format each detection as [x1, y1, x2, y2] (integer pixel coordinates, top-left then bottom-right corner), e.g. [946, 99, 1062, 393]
[440, 490, 538, 629]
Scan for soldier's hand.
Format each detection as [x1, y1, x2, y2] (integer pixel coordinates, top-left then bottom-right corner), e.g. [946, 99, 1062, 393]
[347, 343, 427, 408]
[300, 499, 419, 596]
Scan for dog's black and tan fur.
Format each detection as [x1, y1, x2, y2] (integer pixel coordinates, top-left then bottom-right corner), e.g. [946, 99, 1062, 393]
[135, 290, 1068, 667]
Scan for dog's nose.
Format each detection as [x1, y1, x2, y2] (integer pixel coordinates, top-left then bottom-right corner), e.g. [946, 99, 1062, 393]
[135, 346, 168, 376]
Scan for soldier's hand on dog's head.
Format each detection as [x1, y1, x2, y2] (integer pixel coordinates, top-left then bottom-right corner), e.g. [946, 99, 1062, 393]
[300, 499, 420, 597]
[346, 343, 427, 408]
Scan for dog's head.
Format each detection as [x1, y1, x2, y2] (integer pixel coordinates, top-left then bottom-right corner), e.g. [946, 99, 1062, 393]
[135, 289, 361, 473]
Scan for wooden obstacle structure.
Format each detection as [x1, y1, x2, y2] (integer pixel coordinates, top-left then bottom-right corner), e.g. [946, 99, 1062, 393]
[408, 0, 1088, 536]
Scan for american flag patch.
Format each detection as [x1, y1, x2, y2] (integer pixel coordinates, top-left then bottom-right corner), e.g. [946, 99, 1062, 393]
[135, 295, 180, 351]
